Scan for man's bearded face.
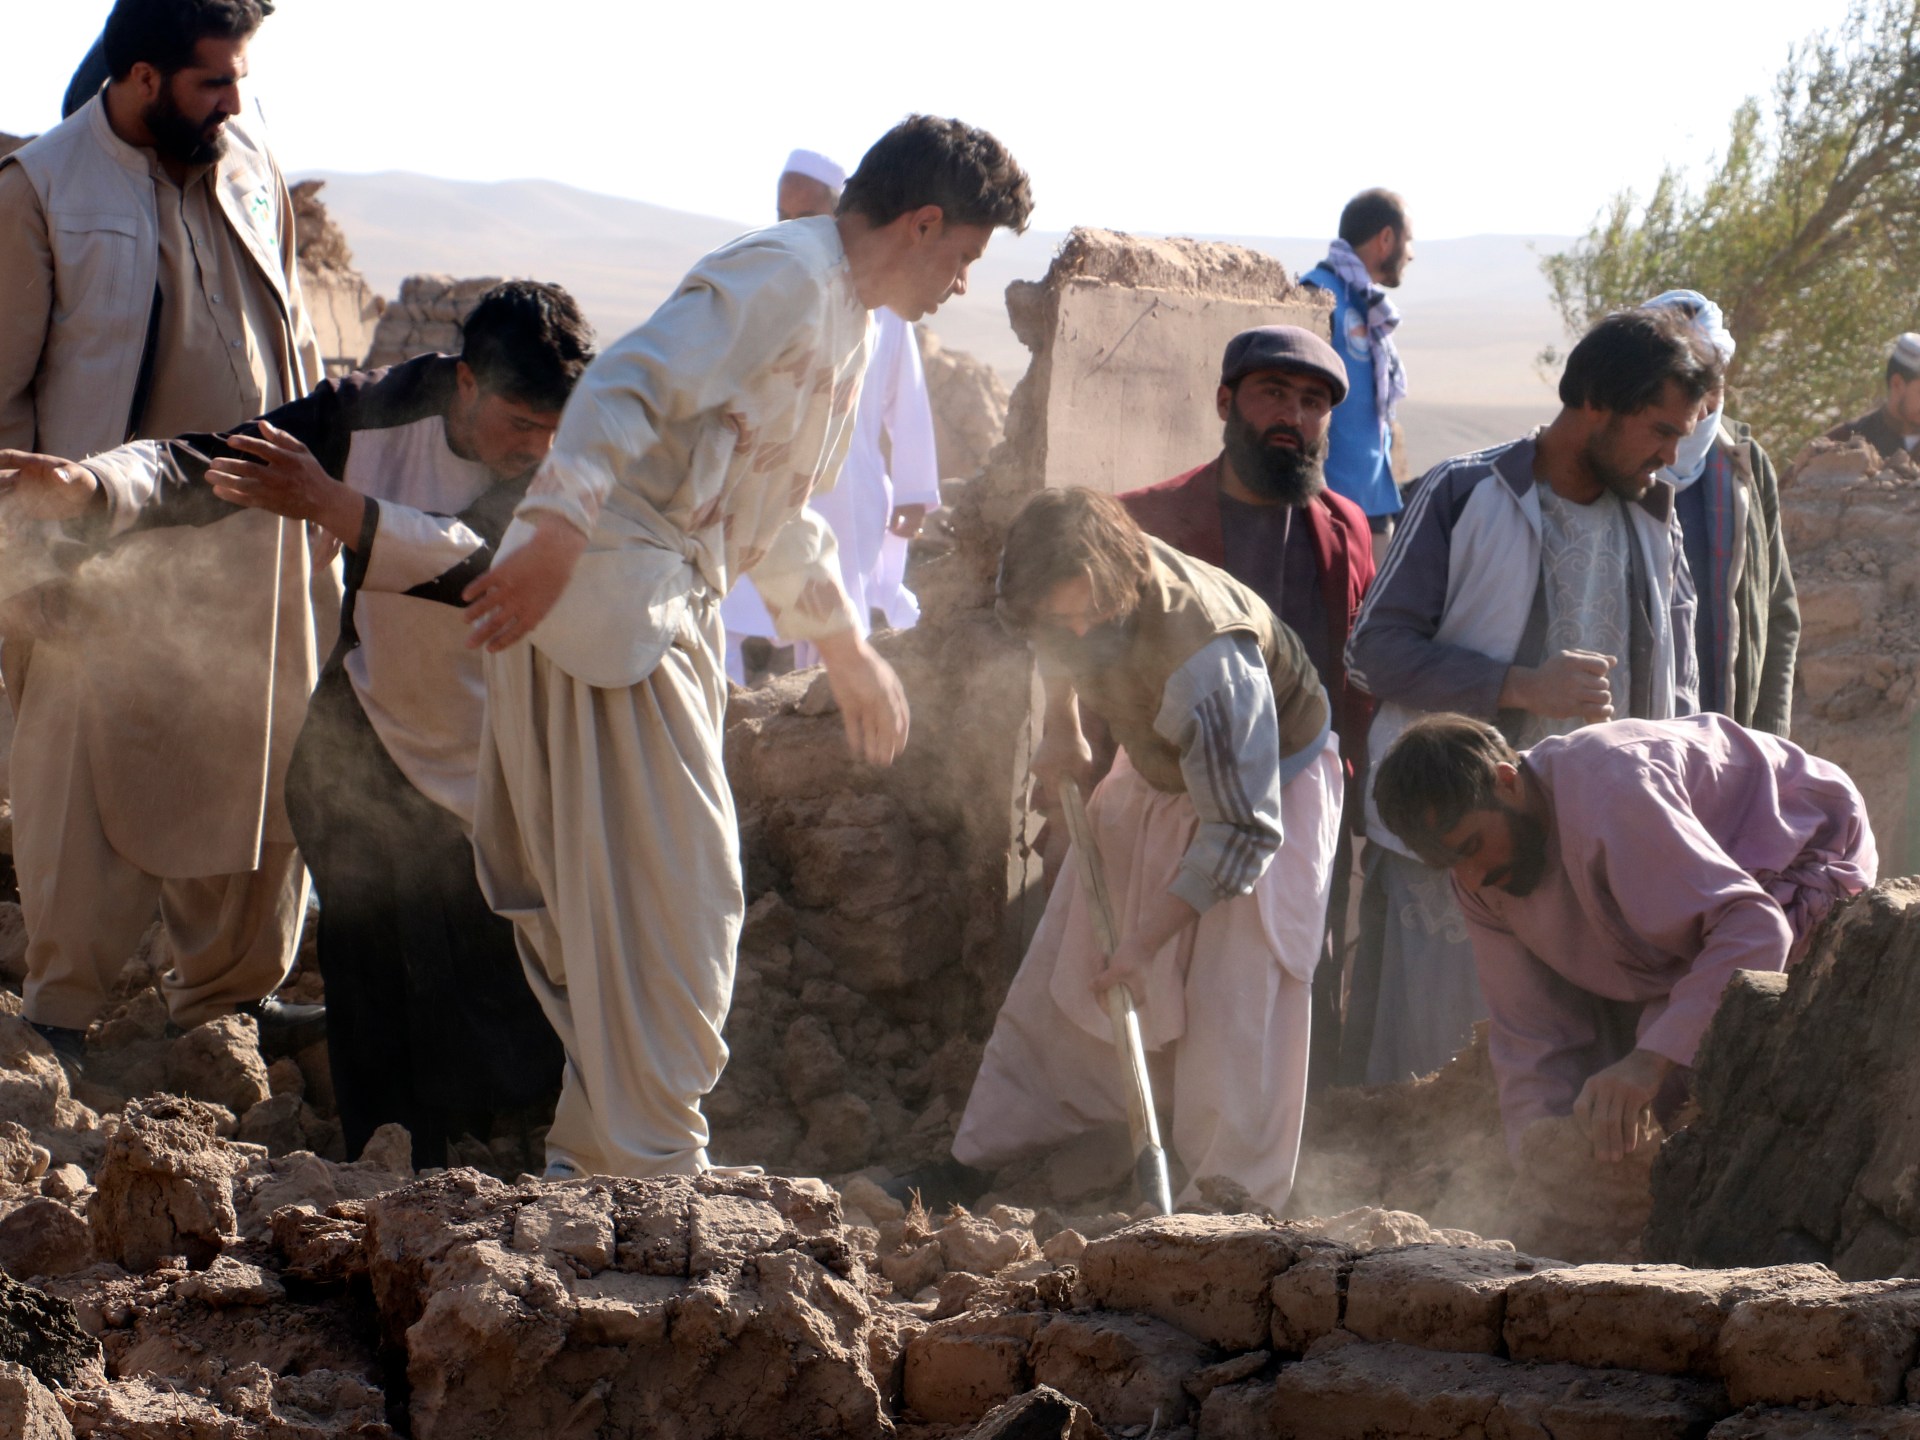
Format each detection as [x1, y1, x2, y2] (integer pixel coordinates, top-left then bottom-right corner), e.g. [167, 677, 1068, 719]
[1222, 388, 1328, 506]
[143, 71, 232, 166]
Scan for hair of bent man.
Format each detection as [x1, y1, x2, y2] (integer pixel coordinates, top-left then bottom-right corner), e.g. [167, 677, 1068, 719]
[1372, 712, 1519, 862]
[839, 115, 1034, 234]
[459, 281, 597, 414]
[994, 486, 1152, 637]
[1557, 306, 1724, 416]
[103, 0, 264, 80]
[1337, 188, 1408, 249]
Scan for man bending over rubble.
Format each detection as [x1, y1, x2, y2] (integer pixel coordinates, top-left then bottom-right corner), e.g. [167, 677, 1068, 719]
[1373, 712, 1876, 1163]
[0, 282, 593, 1169]
[458, 116, 1033, 1180]
[953, 488, 1342, 1213]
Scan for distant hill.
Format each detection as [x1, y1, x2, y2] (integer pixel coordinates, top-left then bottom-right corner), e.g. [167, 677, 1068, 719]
[302, 170, 1572, 471]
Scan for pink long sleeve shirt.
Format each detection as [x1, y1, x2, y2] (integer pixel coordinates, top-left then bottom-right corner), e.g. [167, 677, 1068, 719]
[1456, 714, 1875, 1146]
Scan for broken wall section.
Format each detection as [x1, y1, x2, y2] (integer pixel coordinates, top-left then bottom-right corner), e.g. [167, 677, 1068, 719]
[708, 230, 1333, 1189]
[291, 181, 382, 378]
[1781, 436, 1920, 872]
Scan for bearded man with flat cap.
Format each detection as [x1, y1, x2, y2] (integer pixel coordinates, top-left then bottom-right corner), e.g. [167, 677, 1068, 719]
[1118, 326, 1374, 1079]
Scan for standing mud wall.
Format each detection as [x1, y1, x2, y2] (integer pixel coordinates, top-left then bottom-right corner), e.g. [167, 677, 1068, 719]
[291, 181, 382, 379]
[1782, 436, 1920, 872]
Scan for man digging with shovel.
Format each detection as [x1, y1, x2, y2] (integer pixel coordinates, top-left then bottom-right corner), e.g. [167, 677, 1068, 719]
[951, 488, 1342, 1214]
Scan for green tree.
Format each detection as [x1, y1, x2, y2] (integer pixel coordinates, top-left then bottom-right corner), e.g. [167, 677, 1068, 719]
[1540, 0, 1920, 455]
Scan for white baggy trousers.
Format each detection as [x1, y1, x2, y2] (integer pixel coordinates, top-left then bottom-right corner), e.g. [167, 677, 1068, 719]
[954, 736, 1342, 1214]
[473, 595, 738, 1177]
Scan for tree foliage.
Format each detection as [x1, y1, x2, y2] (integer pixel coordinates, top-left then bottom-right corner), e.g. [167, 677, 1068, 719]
[1541, 0, 1920, 454]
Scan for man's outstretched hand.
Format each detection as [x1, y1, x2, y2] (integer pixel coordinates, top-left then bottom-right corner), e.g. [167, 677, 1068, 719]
[0, 449, 99, 521]
[1571, 1047, 1673, 1163]
[463, 513, 588, 652]
[815, 628, 910, 765]
[208, 421, 364, 540]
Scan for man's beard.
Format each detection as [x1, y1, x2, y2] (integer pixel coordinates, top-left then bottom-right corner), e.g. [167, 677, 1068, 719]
[143, 87, 228, 167]
[1582, 420, 1660, 502]
[1485, 802, 1551, 897]
[1222, 409, 1327, 505]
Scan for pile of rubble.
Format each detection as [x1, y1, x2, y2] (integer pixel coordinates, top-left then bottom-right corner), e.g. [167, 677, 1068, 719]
[5, 1064, 1920, 1439]
[291, 180, 383, 378]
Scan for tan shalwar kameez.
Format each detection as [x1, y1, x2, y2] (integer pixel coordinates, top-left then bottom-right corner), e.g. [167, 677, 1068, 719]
[0, 101, 325, 1030]
[474, 216, 869, 1178]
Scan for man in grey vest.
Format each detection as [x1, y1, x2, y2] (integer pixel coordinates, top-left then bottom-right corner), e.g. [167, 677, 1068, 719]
[0, 0, 325, 1072]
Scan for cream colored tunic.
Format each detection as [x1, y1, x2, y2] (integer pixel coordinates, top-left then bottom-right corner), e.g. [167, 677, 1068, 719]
[507, 215, 869, 685]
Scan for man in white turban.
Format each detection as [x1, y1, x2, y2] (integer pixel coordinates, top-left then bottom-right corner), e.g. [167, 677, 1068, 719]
[1640, 289, 1798, 736]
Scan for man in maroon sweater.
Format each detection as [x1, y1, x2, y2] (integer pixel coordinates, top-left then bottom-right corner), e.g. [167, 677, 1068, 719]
[1120, 325, 1375, 1081]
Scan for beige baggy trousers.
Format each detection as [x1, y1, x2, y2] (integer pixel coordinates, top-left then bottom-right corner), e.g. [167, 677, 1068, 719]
[13, 646, 306, 1031]
[473, 596, 737, 1178]
[954, 737, 1342, 1214]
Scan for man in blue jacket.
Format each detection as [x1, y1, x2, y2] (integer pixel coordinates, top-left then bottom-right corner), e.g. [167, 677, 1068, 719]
[1303, 189, 1415, 567]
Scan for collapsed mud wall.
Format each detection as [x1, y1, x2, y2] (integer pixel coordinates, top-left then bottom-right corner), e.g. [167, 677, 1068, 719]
[362, 275, 502, 372]
[291, 181, 382, 378]
[916, 326, 1008, 483]
[1781, 436, 1920, 872]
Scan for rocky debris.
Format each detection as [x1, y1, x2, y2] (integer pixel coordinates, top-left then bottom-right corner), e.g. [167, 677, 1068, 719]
[918, 326, 1009, 483]
[1779, 437, 1920, 870]
[0, 1361, 72, 1440]
[1077, 1214, 1296, 1351]
[961, 1384, 1103, 1439]
[63, 1367, 395, 1439]
[0, 1198, 93, 1279]
[1710, 1407, 1920, 1438]
[1342, 1244, 1560, 1355]
[0, 1271, 106, 1390]
[364, 274, 501, 371]
[86, 1096, 242, 1271]
[1649, 882, 1920, 1276]
[1507, 1111, 1660, 1262]
[165, 1014, 272, 1115]
[0, 1017, 75, 1133]
[363, 1169, 886, 1439]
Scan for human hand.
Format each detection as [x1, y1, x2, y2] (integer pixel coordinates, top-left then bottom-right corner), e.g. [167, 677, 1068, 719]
[1506, 648, 1615, 722]
[462, 512, 588, 652]
[1092, 931, 1160, 1007]
[0, 449, 98, 521]
[888, 503, 928, 539]
[815, 629, 910, 765]
[1571, 1047, 1673, 1163]
[0, 579, 74, 642]
[207, 422, 364, 539]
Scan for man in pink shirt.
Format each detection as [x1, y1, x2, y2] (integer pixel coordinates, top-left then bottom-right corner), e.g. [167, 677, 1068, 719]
[1372, 712, 1876, 1161]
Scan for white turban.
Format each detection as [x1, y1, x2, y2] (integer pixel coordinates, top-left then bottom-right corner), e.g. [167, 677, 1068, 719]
[1893, 332, 1920, 376]
[1643, 289, 1737, 364]
[781, 149, 845, 191]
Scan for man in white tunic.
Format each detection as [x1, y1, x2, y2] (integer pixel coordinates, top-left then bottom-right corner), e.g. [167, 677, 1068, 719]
[0, 0, 325, 1069]
[460, 116, 1033, 1179]
[722, 148, 943, 682]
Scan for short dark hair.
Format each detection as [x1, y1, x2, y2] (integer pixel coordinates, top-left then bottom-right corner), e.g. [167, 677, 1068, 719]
[1890, 355, 1920, 386]
[459, 282, 596, 412]
[104, 0, 263, 80]
[1373, 713, 1518, 862]
[995, 487, 1152, 636]
[1557, 307, 1724, 415]
[839, 115, 1033, 234]
[1338, 189, 1408, 248]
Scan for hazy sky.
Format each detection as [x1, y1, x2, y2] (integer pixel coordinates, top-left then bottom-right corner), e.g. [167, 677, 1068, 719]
[4, 0, 1860, 239]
